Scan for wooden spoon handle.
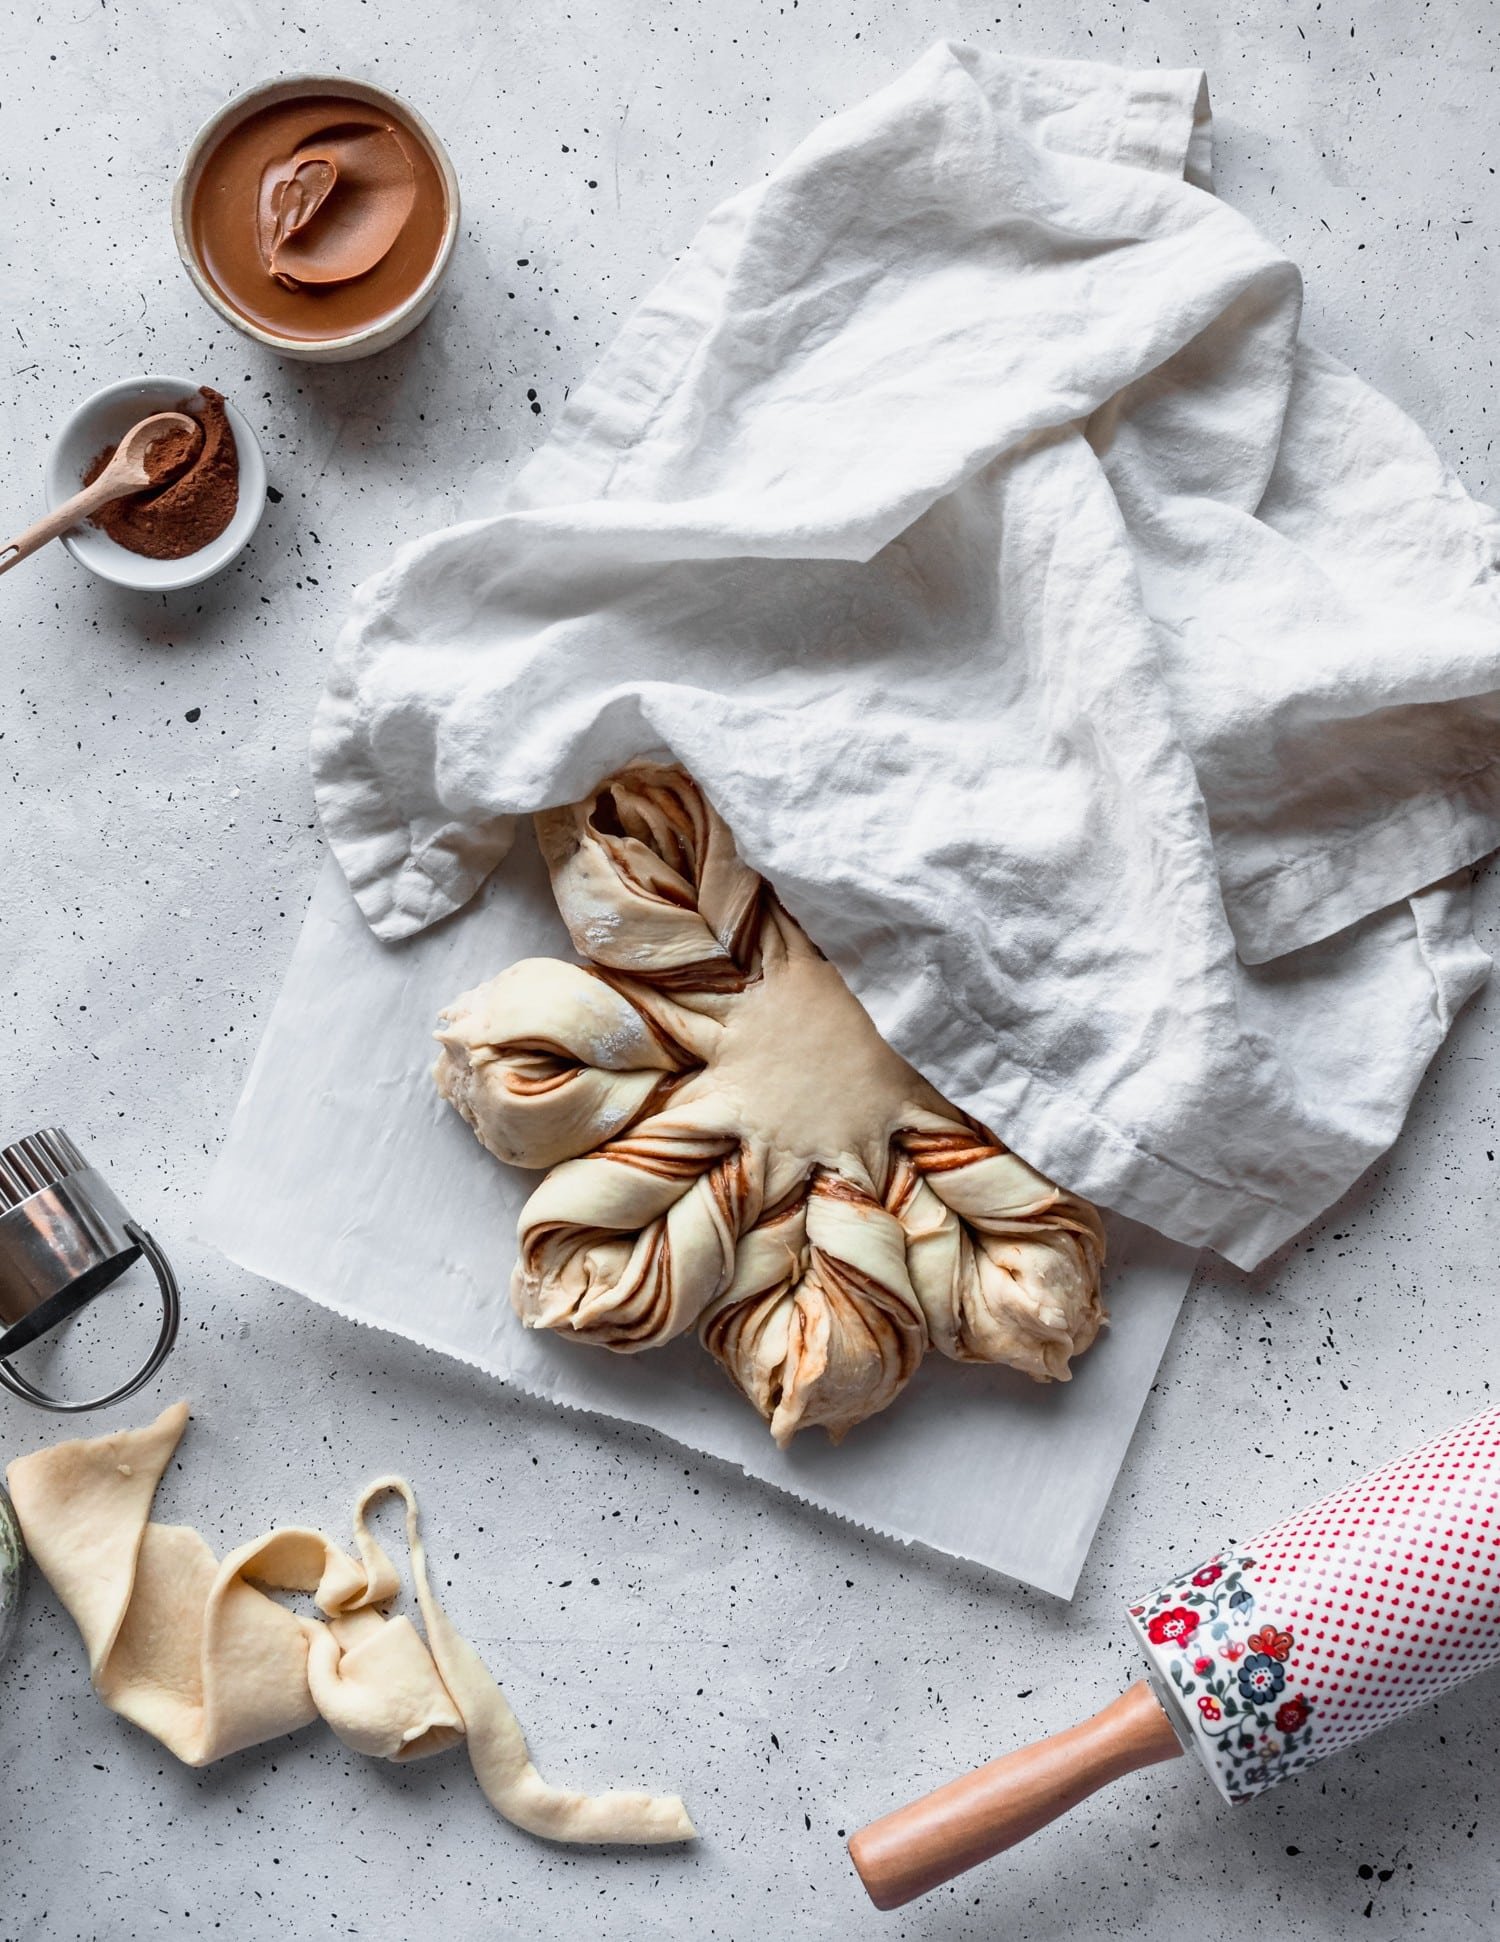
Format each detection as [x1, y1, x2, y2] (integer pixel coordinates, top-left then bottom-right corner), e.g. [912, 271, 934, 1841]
[0, 474, 135, 576]
[848, 1681, 1184, 1911]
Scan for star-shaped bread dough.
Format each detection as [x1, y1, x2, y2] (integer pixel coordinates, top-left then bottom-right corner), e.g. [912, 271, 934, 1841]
[436, 765, 1107, 1445]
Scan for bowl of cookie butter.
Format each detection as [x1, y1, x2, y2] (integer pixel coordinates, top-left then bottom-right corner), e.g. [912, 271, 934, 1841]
[173, 76, 460, 362]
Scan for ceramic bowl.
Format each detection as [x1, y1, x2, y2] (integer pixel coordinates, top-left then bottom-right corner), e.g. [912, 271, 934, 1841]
[172, 75, 461, 364]
[45, 376, 266, 592]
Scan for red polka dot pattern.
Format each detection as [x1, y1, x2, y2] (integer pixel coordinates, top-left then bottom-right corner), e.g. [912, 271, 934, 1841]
[1128, 1407, 1500, 1802]
[1246, 1406, 1500, 1759]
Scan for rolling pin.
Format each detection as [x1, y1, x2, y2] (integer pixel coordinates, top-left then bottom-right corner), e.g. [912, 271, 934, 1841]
[850, 1406, 1500, 1909]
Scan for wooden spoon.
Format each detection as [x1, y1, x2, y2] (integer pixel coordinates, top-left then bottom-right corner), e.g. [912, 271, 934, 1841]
[0, 410, 200, 576]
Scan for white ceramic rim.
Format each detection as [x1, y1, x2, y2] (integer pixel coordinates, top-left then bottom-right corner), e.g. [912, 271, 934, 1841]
[171, 74, 461, 357]
[45, 376, 267, 591]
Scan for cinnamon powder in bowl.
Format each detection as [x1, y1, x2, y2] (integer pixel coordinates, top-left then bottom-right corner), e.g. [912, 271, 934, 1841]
[44, 375, 266, 591]
[82, 388, 238, 560]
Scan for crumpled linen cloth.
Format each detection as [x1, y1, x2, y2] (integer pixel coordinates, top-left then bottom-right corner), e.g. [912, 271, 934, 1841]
[312, 43, 1500, 1269]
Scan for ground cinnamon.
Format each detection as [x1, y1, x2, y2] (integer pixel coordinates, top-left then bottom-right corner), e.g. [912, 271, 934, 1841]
[84, 387, 239, 559]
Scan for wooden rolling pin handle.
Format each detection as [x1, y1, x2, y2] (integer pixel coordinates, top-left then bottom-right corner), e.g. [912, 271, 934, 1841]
[848, 1680, 1184, 1911]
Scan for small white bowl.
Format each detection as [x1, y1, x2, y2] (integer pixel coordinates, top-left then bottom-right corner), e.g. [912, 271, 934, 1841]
[173, 76, 461, 364]
[45, 376, 266, 591]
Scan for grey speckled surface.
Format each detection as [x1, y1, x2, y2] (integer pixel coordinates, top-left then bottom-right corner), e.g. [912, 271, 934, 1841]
[2, 4, 1498, 1938]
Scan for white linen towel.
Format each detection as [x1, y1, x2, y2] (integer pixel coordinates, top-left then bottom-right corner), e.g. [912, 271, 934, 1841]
[312, 43, 1500, 1268]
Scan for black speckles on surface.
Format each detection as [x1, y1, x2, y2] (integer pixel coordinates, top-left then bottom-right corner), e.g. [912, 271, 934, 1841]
[2, 2, 1499, 1938]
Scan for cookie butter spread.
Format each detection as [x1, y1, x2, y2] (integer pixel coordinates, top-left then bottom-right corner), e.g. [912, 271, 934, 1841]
[189, 94, 447, 341]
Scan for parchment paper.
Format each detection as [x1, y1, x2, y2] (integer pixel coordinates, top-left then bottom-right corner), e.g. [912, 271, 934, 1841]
[202, 836, 1196, 1598]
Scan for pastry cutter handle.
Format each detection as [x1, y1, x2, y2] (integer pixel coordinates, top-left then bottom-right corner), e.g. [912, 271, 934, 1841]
[848, 1680, 1183, 1911]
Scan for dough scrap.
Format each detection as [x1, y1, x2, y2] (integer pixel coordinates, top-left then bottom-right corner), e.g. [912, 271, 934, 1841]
[435, 764, 1107, 1445]
[5, 1404, 694, 1846]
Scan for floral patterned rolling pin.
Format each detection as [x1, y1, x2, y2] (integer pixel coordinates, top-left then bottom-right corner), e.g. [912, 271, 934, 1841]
[849, 1407, 1500, 1909]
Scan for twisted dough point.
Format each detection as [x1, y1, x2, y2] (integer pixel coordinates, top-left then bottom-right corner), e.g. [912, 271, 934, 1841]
[435, 958, 688, 1170]
[699, 1176, 928, 1446]
[514, 1116, 757, 1348]
[891, 1128, 1107, 1377]
[537, 765, 761, 989]
[6, 1404, 695, 1846]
